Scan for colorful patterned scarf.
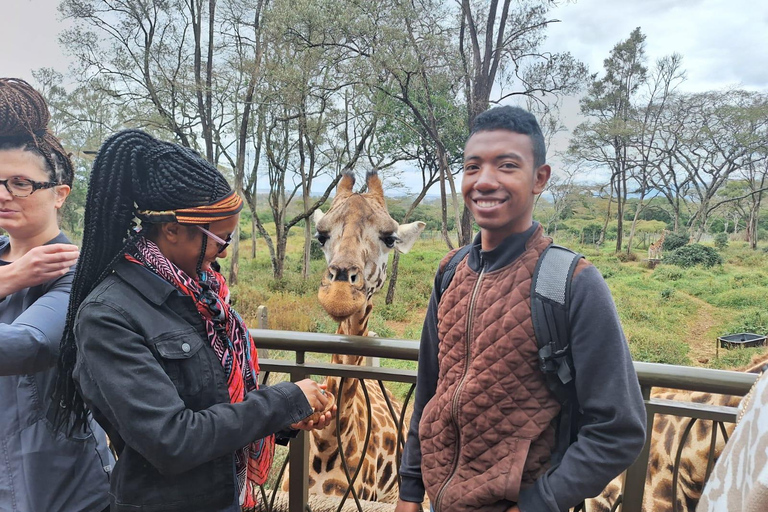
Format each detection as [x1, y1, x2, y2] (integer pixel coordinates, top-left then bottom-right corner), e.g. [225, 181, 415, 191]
[126, 236, 274, 508]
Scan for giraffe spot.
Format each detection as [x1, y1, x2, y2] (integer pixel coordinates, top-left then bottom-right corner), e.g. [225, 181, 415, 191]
[317, 439, 331, 452]
[377, 454, 384, 468]
[382, 434, 396, 452]
[654, 416, 668, 432]
[654, 478, 673, 500]
[326, 451, 339, 472]
[308, 475, 316, 486]
[313, 456, 322, 474]
[695, 420, 709, 440]
[664, 429, 675, 455]
[323, 479, 347, 496]
[378, 463, 393, 489]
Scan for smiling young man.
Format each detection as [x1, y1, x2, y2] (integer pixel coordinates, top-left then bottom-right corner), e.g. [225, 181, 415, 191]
[395, 106, 646, 512]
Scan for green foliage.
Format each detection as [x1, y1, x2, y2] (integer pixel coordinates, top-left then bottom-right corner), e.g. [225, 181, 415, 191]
[663, 233, 689, 252]
[710, 348, 765, 370]
[665, 244, 723, 268]
[616, 251, 638, 262]
[714, 232, 729, 250]
[724, 311, 768, 336]
[660, 288, 675, 300]
[653, 266, 683, 281]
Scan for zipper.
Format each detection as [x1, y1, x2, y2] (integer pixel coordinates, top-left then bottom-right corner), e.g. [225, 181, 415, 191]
[434, 258, 486, 511]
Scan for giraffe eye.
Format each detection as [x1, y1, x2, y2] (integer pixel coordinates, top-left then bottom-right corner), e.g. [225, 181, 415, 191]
[315, 232, 329, 246]
[381, 234, 399, 248]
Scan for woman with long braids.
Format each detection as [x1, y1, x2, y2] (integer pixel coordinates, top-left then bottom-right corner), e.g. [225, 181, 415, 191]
[0, 78, 112, 511]
[54, 129, 333, 512]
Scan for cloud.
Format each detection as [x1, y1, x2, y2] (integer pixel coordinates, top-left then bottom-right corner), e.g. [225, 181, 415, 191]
[543, 0, 768, 92]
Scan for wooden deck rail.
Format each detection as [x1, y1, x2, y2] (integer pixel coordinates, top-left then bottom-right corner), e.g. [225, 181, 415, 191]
[249, 329, 758, 512]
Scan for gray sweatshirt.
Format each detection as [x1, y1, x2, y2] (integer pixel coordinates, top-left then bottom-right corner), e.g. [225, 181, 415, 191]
[399, 224, 646, 511]
[0, 232, 112, 512]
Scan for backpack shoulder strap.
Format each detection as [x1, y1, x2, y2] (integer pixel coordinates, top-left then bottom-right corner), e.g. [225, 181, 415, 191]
[437, 244, 472, 302]
[531, 243, 584, 466]
[531, 243, 583, 397]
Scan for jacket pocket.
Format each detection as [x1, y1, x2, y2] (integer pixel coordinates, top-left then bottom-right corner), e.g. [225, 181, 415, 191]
[152, 330, 210, 398]
[502, 437, 532, 503]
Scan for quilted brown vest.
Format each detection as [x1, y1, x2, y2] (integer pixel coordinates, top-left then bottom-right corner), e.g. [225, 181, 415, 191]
[419, 226, 561, 511]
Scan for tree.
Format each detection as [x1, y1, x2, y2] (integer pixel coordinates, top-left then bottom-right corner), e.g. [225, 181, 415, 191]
[570, 27, 648, 253]
[624, 54, 685, 254]
[669, 91, 768, 240]
[457, 0, 588, 244]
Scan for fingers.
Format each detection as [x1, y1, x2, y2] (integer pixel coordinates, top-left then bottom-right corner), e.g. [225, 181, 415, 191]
[295, 379, 329, 412]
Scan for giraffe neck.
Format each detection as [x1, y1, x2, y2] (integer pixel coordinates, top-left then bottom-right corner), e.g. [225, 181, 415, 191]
[331, 302, 373, 366]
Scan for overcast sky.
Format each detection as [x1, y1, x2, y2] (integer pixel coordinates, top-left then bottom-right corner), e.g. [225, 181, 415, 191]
[1, 0, 766, 192]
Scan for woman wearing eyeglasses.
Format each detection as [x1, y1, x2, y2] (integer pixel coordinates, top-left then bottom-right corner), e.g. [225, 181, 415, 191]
[53, 129, 334, 512]
[0, 78, 112, 512]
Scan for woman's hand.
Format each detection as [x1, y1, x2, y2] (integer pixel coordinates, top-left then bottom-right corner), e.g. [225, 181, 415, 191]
[0, 243, 79, 297]
[290, 404, 337, 431]
[506, 506, 520, 512]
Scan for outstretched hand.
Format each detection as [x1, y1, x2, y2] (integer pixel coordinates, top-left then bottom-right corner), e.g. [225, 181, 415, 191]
[0, 243, 79, 297]
[292, 379, 336, 430]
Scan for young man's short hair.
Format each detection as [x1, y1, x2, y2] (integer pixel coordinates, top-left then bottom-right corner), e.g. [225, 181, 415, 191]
[470, 106, 547, 169]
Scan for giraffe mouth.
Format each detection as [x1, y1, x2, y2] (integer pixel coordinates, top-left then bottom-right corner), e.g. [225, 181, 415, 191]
[318, 281, 367, 321]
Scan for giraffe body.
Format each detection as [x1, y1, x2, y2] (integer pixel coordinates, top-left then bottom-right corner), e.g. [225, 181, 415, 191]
[648, 231, 667, 260]
[281, 172, 425, 503]
[584, 353, 768, 512]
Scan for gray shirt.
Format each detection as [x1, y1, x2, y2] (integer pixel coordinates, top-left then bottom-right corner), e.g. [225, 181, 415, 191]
[0, 232, 112, 512]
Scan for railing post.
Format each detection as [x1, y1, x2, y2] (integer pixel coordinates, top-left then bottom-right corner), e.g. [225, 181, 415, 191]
[622, 385, 653, 512]
[289, 350, 309, 512]
[257, 305, 270, 359]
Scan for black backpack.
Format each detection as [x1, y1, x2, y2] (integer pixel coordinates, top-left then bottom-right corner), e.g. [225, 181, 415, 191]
[437, 243, 583, 466]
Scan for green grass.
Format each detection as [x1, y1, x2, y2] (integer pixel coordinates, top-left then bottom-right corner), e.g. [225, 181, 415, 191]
[225, 229, 768, 373]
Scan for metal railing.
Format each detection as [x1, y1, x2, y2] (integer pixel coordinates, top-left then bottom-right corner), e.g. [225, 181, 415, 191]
[248, 329, 758, 512]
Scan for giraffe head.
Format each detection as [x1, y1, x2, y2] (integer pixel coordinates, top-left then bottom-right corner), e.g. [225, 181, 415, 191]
[313, 171, 425, 323]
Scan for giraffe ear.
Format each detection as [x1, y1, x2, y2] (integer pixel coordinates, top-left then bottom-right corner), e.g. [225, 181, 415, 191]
[313, 209, 325, 225]
[395, 221, 426, 254]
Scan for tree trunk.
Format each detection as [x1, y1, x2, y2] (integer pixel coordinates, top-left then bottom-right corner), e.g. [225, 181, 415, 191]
[302, 218, 311, 280]
[439, 166, 454, 250]
[251, 214, 257, 258]
[228, 225, 239, 285]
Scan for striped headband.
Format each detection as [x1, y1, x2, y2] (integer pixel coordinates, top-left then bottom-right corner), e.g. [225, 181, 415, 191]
[136, 190, 243, 224]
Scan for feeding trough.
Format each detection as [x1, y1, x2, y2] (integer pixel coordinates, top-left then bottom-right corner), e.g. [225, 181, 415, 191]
[717, 332, 766, 351]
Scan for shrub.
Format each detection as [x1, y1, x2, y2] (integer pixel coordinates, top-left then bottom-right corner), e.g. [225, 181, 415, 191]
[660, 288, 675, 300]
[714, 232, 729, 250]
[310, 241, 325, 260]
[724, 311, 768, 336]
[665, 244, 723, 268]
[653, 266, 683, 281]
[663, 233, 689, 252]
[616, 251, 638, 262]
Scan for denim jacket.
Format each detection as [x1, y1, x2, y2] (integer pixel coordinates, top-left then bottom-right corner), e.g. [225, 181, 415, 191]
[0, 233, 112, 512]
[73, 259, 312, 512]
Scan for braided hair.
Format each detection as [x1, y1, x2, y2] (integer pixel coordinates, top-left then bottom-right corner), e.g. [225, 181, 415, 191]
[54, 129, 235, 431]
[0, 78, 73, 185]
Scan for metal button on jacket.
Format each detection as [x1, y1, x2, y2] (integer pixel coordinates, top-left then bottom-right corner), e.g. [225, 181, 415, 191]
[181, 343, 191, 353]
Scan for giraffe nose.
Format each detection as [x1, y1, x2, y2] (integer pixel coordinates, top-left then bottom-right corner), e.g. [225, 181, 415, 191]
[328, 265, 361, 284]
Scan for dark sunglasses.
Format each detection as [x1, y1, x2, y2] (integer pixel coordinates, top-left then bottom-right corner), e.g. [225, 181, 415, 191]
[195, 225, 233, 254]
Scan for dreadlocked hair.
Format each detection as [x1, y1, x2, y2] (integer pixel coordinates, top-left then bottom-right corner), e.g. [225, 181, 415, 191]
[0, 78, 74, 186]
[53, 129, 234, 432]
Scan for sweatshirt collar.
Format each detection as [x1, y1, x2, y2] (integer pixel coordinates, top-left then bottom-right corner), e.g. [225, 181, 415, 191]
[467, 222, 542, 273]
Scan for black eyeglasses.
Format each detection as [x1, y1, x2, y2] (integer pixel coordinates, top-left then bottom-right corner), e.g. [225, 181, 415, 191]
[196, 225, 233, 254]
[0, 176, 58, 198]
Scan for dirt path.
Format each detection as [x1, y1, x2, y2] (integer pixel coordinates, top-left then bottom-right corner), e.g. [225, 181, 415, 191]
[681, 293, 729, 366]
